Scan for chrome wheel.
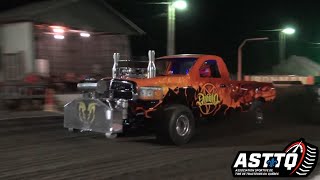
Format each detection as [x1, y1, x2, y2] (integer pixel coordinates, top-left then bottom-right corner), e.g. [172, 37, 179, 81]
[176, 115, 190, 136]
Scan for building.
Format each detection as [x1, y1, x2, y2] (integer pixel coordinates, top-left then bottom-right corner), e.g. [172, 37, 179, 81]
[0, 0, 145, 81]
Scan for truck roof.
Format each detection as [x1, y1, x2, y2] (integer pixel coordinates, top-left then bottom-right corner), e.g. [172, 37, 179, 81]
[157, 54, 205, 60]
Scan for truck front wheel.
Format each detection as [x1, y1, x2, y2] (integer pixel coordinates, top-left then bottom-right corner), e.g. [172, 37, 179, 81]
[156, 104, 195, 145]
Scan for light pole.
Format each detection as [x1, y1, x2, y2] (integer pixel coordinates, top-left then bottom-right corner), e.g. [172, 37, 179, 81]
[167, 0, 187, 55]
[237, 37, 269, 81]
[279, 27, 295, 63]
[143, 1, 187, 55]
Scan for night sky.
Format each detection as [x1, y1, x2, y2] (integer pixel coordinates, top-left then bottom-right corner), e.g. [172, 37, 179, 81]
[108, 0, 320, 74]
[2, 0, 320, 74]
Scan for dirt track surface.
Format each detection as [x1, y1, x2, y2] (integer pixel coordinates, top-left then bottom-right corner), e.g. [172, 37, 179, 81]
[0, 115, 320, 180]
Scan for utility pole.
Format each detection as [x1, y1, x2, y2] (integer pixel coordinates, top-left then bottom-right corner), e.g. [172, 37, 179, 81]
[237, 37, 269, 81]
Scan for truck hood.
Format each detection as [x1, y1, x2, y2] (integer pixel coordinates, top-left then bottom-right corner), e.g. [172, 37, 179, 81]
[127, 75, 191, 89]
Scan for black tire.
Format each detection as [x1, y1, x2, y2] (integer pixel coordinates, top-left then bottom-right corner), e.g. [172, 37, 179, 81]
[226, 100, 269, 133]
[247, 100, 265, 127]
[155, 104, 195, 145]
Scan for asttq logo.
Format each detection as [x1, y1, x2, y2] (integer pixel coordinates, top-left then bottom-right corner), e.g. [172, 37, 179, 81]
[231, 139, 318, 177]
[78, 102, 97, 124]
[267, 157, 278, 168]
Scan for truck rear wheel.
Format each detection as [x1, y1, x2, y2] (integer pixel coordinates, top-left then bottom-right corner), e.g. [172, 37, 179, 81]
[248, 100, 265, 126]
[156, 104, 195, 145]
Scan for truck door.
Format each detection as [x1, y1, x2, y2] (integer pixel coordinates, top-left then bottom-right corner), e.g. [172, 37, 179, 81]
[196, 60, 229, 116]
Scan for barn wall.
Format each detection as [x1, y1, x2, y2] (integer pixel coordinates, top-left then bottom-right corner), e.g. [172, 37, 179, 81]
[36, 33, 131, 77]
[0, 22, 34, 81]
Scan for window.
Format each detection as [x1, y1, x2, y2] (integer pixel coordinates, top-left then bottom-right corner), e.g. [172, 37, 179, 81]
[199, 60, 221, 78]
[156, 58, 197, 75]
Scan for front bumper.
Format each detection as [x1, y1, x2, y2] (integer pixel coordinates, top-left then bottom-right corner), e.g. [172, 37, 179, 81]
[64, 98, 127, 136]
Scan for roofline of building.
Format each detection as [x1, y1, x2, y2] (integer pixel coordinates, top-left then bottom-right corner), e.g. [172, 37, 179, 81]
[99, 0, 145, 35]
[0, 0, 145, 35]
[0, 1, 74, 21]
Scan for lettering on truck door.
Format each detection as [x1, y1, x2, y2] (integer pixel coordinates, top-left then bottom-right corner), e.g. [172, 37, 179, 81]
[196, 60, 228, 116]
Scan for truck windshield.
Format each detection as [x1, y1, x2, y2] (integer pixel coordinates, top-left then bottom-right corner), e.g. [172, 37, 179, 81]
[156, 58, 197, 75]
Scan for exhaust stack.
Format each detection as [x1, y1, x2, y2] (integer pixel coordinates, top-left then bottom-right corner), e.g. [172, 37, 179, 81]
[112, 53, 120, 78]
[147, 50, 156, 78]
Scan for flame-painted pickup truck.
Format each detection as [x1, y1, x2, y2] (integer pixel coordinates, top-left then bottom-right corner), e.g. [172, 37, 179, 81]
[64, 51, 276, 145]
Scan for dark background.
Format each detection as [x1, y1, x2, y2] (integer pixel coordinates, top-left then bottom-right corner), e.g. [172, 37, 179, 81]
[2, 0, 320, 74]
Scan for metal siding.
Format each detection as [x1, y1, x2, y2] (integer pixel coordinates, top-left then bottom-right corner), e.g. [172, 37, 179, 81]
[0, 22, 34, 80]
[36, 33, 130, 77]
